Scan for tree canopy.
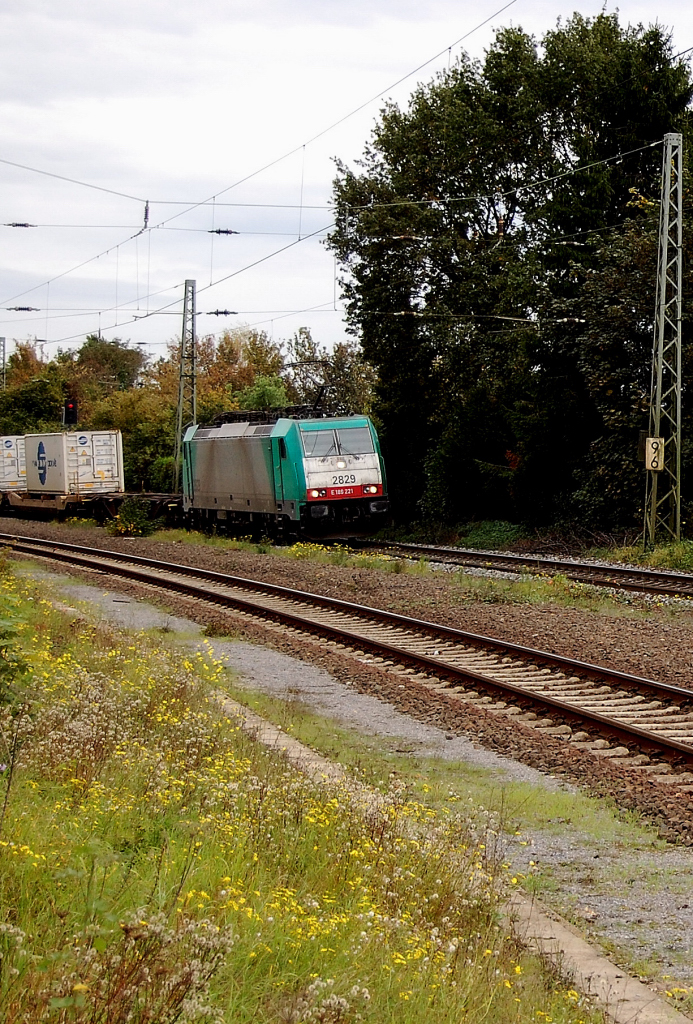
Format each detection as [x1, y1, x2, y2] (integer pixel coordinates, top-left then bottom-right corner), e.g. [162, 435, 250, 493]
[0, 327, 374, 491]
[328, 12, 693, 529]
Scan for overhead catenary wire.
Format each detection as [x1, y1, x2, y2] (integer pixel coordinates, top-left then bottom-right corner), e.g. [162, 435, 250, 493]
[0, 157, 667, 339]
[23, 224, 335, 345]
[0, 226, 149, 307]
[183, 141, 668, 313]
[2, 204, 666, 312]
[0, 220, 332, 336]
[196, 222, 333, 296]
[2, 223, 331, 235]
[139, 0, 522, 236]
[0, 212, 634, 330]
[0, 0, 515, 237]
[2, 127, 672, 347]
[0, 156, 146, 203]
[2, 16, 688, 352]
[2, 5, 684, 341]
[11, 128, 643, 257]
[347, 140, 662, 214]
[2, 37, 688, 222]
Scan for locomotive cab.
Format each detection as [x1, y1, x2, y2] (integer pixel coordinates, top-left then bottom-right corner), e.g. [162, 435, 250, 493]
[298, 420, 388, 527]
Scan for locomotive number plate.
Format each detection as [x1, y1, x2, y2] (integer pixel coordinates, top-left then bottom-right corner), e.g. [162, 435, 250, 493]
[328, 486, 357, 498]
[331, 473, 357, 485]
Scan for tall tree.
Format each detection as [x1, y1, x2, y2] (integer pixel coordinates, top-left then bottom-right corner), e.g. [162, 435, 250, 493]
[283, 328, 376, 413]
[328, 13, 693, 525]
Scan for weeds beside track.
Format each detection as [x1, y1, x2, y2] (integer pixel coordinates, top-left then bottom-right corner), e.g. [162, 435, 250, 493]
[0, 564, 602, 1024]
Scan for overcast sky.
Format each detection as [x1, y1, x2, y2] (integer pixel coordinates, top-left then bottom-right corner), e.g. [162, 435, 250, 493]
[1, 0, 691, 362]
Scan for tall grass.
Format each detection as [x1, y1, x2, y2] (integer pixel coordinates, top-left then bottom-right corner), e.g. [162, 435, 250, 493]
[0, 566, 603, 1023]
[136, 529, 424, 575]
[590, 539, 693, 573]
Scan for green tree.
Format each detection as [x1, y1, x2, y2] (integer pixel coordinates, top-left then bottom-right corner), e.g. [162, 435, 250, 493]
[91, 389, 175, 491]
[50, 336, 147, 424]
[73, 335, 146, 390]
[242, 330, 284, 378]
[237, 375, 288, 410]
[0, 377, 63, 435]
[5, 342, 46, 387]
[283, 329, 376, 414]
[328, 13, 693, 526]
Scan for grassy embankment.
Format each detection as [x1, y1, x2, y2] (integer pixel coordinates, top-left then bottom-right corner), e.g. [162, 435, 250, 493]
[0, 562, 603, 1023]
[198, 653, 693, 1012]
[589, 539, 693, 574]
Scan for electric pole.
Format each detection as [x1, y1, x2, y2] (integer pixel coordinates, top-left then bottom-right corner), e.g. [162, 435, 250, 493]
[0, 338, 5, 391]
[643, 133, 683, 548]
[174, 279, 197, 492]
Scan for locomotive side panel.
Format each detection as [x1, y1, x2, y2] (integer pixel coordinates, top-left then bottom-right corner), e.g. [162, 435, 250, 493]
[186, 427, 278, 515]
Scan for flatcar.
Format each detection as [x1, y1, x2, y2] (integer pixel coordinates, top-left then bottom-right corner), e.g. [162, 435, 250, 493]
[182, 414, 389, 537]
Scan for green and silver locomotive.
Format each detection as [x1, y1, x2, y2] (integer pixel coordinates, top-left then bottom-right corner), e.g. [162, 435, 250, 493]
[182, 415, 388, 537]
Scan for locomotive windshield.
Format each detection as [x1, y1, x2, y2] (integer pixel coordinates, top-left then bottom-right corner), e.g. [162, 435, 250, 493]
[301, 426, 374, 458]
[301, 430, 336, 457]
[336, 427, 374, 455]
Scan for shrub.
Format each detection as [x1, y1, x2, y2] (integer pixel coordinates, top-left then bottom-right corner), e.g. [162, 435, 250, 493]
[458, 520, 526, 550]
[105, 498, 162, 538]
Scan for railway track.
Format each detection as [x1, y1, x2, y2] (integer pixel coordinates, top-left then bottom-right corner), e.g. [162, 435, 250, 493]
[342, 538, 693, 599]
[4, 530, 693, 783]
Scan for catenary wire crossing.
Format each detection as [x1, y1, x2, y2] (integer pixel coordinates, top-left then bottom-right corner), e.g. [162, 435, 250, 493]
[0, 205, 657, 337]
[3, 21, 685, 346]
[0, 136, 670, 346]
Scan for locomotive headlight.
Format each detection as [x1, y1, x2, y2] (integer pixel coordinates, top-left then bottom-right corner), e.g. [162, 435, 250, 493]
[363, 485, 378, 494]
[309, 489, 320, 498]
[336, 459, 347, 469]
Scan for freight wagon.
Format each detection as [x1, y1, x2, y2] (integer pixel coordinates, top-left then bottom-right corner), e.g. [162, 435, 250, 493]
[1, 430, 125, 514]
[183, 415, 389, 537]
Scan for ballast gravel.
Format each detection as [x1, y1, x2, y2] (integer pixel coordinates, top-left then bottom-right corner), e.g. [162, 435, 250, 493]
[4, 517, 693, 688]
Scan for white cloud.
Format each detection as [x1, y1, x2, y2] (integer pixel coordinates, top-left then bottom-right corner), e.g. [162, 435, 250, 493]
[0, 0, 691, 354]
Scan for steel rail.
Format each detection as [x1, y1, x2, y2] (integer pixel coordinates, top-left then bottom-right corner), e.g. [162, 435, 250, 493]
[4, 531, 693, 766]
[343, 538, 693, 598]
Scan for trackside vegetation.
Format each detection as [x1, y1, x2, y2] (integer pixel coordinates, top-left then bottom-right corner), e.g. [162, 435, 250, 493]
[0, 565, 603, 1023]
[0, 328, 374, 494]
[589, 539, 693, 574]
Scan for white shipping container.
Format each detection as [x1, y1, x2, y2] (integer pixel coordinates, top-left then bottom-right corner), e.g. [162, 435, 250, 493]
[24, 431, 124, 494]
[0, 435, 26, 490]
